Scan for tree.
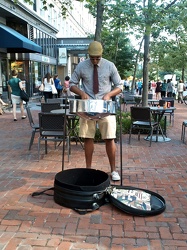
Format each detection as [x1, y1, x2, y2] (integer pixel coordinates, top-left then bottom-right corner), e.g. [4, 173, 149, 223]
[107, 0, 181, 106]
[101, 28, 135, 77]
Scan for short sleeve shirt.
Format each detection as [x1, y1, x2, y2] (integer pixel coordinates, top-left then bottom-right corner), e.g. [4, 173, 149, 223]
[69, 58, 123, 99]
[8, 77, 21, 96]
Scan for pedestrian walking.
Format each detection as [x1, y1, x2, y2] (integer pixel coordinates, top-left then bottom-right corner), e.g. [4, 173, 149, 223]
[42, 72, 54, 102]
[177, 80, 185, 103]
[8, 69, 27, 121]
[161, 79, 167, 97]
[155, 79, 162, 100]
[54, 74, 62, 98]
[167, 79, 173, 97]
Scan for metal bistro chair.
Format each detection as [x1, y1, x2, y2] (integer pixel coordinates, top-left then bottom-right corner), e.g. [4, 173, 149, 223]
[122, 91, 136, 112]
[181, 120, 187, 143]
[41, 102, 61, 113]
[38, 112, 70, 161]
[129, 106, 159, 146]
[26, 106, 40, 150]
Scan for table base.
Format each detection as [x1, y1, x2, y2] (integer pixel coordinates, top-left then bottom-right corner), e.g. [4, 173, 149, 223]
[144, 136, 171, 142]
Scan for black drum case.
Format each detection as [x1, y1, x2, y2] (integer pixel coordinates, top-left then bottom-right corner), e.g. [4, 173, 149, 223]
[32, 168, 166, 216]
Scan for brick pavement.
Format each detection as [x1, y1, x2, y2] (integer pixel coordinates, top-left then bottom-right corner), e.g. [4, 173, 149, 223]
[0, 101, 187, 250]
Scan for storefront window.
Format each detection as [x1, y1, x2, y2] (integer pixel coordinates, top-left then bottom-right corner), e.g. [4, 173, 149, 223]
[30, 61, 42, 95]
[1, 59, 8, 93]
[10, 61, 25, 80]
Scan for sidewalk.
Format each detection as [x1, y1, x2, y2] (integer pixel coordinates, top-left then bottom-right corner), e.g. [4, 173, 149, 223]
[0, 101, 187, 250]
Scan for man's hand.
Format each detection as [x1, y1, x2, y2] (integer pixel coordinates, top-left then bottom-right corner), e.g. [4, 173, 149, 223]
[103, 87, 122, 101]
[81, 92, 90, 100]
[102, 93, 111, 101]
[70, 85, 89, 99]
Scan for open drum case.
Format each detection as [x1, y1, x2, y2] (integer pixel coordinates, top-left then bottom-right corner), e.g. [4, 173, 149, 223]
[53, 168, 166, 216]
[32, 98, 166, 216]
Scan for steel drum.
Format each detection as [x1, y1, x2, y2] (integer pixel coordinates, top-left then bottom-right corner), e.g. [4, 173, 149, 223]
[69, 99, 116, 120]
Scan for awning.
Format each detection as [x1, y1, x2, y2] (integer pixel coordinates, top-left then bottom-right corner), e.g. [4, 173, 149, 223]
[0, 23, 42, 53]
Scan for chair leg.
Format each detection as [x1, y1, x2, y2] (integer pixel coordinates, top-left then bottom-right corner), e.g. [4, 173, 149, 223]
[182, 123, 186, 143]
[164, 116, 167, 136]
[29, 130, 35, 150]
[138, 131, 140, 141]
[129, 127, 132, 144]
[149, 129, 153, 146]
[45, 139, 47, 154]
[38, 137, 41, 161]
[181, 123, 184, 141]
[67, 136, 70, 162]
[184, 126, 186, 143]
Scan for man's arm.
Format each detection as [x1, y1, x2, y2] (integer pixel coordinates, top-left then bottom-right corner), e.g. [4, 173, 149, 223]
[70, 85, 90, 99]
[103, 87, 122, 101]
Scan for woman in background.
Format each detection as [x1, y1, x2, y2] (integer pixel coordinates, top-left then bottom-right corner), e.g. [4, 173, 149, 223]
[43, 72, 54, 102]
[155, 79, 162, 100]
[8, 69, 27, 121]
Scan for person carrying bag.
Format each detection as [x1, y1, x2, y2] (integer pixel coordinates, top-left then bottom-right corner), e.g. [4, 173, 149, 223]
[8, 69, 27, 121]
[42, 72, 57, 102]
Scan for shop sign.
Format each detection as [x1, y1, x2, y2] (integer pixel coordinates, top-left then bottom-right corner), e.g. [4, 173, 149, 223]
[42, 56, 50, 63]
[58, 48, 67, 65]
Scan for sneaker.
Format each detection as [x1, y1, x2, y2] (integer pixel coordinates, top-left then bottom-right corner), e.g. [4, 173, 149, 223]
[111, 171, 120, 181]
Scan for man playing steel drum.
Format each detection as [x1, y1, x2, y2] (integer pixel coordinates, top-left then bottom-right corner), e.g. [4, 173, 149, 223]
[69, 41, 123, 181]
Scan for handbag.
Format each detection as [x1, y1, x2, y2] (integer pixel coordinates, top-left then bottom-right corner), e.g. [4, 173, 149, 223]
[51, 84, 57, 94]
[39, 83, 44, 92]
[20, 89, 29, 102]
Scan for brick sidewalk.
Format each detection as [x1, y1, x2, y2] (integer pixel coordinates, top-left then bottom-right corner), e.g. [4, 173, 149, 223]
[0, 102, 187, 250]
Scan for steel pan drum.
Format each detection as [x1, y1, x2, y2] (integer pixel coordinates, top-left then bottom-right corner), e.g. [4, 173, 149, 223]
[69, 99, 116, 120]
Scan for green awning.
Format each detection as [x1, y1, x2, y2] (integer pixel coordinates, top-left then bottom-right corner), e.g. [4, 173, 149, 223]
[0, 23, 42, 53]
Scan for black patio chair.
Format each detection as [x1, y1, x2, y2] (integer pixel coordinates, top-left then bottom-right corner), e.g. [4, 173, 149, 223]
[41, 103, 61, 113]
[129, 106, 159, 146]
[181, 120, 187, 143]
[26, 106, 40, 150]
[122, 91, 136, 111]
[38, 112, 70, 161]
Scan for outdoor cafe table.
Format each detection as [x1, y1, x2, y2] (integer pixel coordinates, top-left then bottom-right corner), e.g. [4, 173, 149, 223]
[144, 106, 176, 142]
[129, 95, 159, 106]
[148, 99, 159, 106]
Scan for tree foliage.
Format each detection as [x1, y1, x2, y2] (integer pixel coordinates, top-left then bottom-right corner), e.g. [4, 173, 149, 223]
[19, 0, 187, 95]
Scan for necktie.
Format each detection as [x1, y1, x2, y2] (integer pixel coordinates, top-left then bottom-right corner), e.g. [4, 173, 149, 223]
[93, 65, 99, 94]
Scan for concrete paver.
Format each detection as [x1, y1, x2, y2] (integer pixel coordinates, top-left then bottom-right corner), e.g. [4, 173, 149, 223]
[0, 101, 187, 250]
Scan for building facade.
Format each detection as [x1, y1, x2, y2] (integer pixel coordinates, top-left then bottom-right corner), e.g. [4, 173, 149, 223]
[0, 0, 95, 99]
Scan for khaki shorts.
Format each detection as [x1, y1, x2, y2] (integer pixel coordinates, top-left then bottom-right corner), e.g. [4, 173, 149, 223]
[79, 115, 116, 139]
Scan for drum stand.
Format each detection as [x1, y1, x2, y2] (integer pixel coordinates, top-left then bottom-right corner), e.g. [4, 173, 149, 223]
[62, 96, 68, 171]
[119, 95, 123, 185]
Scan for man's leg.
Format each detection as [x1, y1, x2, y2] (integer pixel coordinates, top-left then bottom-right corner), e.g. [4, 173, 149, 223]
[84, 138, 94, 168]
[105, 139, 116, 172]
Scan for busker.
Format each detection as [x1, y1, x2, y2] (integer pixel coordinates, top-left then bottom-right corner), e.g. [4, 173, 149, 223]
[69, 41, 123, 181]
